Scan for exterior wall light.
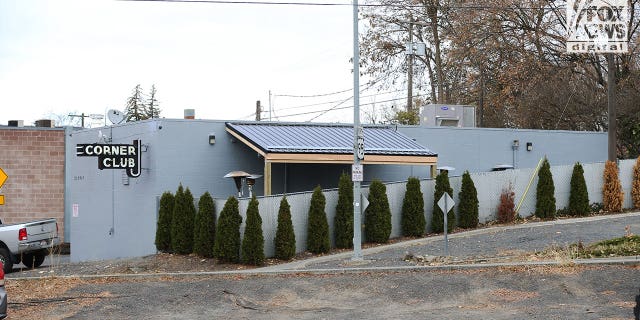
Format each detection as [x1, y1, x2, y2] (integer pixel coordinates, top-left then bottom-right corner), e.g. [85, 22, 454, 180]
[209, 134, 216, 145]
[526, 142, 533, 151]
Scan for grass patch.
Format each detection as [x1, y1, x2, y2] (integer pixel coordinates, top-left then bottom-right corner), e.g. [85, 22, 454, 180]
[538, 235, 640, 259]
[579, 235, 640, 258]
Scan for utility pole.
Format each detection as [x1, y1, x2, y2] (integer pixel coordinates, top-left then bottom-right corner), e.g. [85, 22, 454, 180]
[352, 0, 363, 261]
[68, 113, 89, 128]
[269, 90, 273, 121]
[407, 21, 414, 114]
[607, 53, 617, 162]
[255, 100, 262, 121]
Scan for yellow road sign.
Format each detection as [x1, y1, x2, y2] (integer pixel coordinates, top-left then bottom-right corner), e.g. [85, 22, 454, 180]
[0, 167, 7, 205]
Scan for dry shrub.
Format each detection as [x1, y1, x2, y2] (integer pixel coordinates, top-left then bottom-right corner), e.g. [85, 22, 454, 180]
[497, 183, 516, 223]
[602, 160, 624, 213]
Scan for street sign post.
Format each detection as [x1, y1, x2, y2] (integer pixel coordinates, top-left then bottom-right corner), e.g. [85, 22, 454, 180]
[352, 164, 363, 182]
[0, 167, 7, 205]
[437, 193, 455, 256]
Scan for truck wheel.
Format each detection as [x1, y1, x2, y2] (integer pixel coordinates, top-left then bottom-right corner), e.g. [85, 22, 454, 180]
[22, 252, 45, 269]
[0, 248, 13, 273]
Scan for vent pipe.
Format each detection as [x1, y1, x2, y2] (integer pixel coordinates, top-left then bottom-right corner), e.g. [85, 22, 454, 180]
[184, 109, 195, 120]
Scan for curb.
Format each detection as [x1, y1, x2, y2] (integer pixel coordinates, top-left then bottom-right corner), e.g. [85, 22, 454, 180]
[8, 257, 640, 281]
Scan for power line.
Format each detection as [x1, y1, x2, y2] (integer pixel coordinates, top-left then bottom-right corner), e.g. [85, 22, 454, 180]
[275, 88, 406, 111]
[274, 87, 353, 98]
[118, 0, 575, 11]
[274, 94, 418, 119]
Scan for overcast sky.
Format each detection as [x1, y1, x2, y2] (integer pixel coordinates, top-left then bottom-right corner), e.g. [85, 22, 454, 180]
[0, 0, 386, 127]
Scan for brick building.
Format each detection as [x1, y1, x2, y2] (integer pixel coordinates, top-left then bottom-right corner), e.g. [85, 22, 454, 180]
[0, 123, 68, 242]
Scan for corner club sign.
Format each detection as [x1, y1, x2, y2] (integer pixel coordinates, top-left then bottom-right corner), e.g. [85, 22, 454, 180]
[567, 0, 629, 53]
[76, 140, 142, 178]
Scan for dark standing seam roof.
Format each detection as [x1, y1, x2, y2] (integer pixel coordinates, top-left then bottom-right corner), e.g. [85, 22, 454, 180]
[226, 122, 437, 156]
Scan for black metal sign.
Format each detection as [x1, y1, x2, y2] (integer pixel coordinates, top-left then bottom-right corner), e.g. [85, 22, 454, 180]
[76, 140, 142, 178]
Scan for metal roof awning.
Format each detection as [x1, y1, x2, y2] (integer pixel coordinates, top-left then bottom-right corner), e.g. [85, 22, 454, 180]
[225, 122, 438, 195]
[225, 122, 438, 165]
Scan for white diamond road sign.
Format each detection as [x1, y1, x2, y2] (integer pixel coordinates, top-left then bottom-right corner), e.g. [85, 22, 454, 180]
[437, 193, 455, 213]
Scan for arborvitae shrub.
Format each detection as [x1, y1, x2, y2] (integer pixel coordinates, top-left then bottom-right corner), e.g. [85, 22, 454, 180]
[458, 171, 479, 229]
[242, 196, 265, 266]
[274, 196, 296, 260]
[401, 177, 425, 237]
[603, 160, 624, 213]
[632, 157, 640, 209]
[307, 186, 330, 254]
[193, 192, 216, 258]
[497, 183, 516, 223]
[431, 171, 455, 233]
[334, 172, 354, 249]
[365, 180, 392, 243]
[568, 162, 590, 216]
[535, 157, 556, 220]
[155, 191, 174, 252]
[214, 196, 242, 263]
[171, 185, 196, 254]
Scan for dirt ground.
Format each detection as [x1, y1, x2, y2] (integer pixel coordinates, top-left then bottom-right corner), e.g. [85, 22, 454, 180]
[6, 265, 640, 319]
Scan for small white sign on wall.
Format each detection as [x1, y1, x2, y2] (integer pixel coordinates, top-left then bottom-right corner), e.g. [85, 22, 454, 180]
[73, 204, 79, 218]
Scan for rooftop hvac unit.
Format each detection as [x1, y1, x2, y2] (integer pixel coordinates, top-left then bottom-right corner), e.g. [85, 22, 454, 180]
[420, 104, 476, 128]
[35, 119, 55, 128]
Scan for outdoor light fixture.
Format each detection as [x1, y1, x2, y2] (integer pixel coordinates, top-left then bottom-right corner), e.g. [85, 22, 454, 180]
[526, 142, 533, 151]
[224, 171, 251, 197]
[209, 134, 216, 145]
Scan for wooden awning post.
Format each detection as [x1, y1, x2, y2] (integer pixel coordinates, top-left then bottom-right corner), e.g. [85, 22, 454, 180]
[430, 165, 437, 179]
[264, 161, 272, 196]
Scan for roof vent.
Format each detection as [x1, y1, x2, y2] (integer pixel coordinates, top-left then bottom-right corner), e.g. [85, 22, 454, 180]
[8, 120, 24, 127]
[184, 109, 195, 120]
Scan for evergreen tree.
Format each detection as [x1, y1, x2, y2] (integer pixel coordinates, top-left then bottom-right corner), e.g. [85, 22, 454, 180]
[171, 185, 196, 254]
[432, 171, 455, 233]
[306, 186, 330, 254]
[535, 157, 556, 219]
[155, 191, 175, 252]
[334, 172, 354, 248]
[632, 157, 640, 209]
[146, 84, 161, 119]
[603, 160, 624, 213]
[568, 162, 590, 216]
[458, 171, 479, 228]
[213, 197, 242, 263]
[274, 196, 296, 260]
[401, 177, 425, 237]
[242, 196, 265, 266]
[125, 84, 149, 122]
[365, 180, 392, 243]
[193, 192, 216, 258]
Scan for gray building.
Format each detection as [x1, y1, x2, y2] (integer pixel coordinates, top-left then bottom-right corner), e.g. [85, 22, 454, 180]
[66, 119, 606, 262]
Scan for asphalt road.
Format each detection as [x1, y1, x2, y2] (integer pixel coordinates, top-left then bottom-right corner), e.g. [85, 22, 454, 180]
[43, 266, 640, 319]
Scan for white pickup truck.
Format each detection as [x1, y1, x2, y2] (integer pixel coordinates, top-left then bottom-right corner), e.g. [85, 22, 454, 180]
[0, 218, 60, 273]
